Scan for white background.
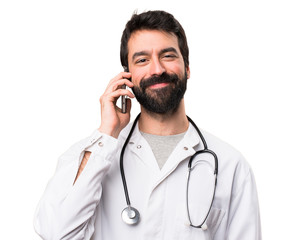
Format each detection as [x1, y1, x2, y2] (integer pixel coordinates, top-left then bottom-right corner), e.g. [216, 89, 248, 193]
[0, 0, 299, 239]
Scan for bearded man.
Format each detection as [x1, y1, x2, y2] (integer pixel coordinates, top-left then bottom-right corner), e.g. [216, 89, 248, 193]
[34, 10, 261, 240]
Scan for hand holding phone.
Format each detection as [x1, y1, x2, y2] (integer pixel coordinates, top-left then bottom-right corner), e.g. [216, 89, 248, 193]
[98, 71, 133, 138]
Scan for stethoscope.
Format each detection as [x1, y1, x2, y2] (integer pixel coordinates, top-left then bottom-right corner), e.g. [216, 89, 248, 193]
[120, 113, 218, 230]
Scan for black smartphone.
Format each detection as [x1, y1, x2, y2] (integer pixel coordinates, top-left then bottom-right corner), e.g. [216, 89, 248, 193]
[121, 66, 131, 113]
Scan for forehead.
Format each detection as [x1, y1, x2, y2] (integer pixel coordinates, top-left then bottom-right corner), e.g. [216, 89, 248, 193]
[127, 30, 180, 56]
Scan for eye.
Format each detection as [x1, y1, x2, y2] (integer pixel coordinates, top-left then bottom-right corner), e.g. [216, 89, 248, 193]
[163, 54, 177, 60]
[136, 58, 147, 64]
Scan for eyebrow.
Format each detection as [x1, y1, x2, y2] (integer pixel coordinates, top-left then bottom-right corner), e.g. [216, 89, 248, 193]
[160, 47, 178, 55]
[131, 47, 179, 62]
[132, 51, 149, 61]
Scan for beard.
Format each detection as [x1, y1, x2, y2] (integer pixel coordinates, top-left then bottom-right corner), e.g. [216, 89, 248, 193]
[132, 71, 187, 114]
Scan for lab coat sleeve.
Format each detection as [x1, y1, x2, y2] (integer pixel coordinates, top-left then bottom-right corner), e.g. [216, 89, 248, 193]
[226, 168, 262, 240]
[34, 130, 118, 240]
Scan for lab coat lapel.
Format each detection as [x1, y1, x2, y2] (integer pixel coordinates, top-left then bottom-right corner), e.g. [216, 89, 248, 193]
[151, 123, 203, 190]
[124, 123, 161, 173]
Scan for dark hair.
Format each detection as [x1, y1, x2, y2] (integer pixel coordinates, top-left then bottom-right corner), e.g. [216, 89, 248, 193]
[120, 10, 189, 70]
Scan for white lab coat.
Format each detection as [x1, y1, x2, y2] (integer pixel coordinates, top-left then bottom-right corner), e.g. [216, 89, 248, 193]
[34, 122, 261, 240]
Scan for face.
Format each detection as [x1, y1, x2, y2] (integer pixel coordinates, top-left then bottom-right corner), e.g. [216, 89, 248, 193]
[127, 30, 190, 114]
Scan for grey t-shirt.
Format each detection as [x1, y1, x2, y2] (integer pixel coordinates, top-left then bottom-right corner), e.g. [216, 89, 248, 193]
[141, 131, 186, 169]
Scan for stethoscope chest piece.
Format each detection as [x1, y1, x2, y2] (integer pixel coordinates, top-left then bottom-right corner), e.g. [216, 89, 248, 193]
[122, 206, 140, 225]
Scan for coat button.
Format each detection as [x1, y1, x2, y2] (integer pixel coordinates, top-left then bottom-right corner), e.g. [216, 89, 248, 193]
[98, 142, 104, 147]
[137, 145, 142, 149]
[184, 147, 188, 150]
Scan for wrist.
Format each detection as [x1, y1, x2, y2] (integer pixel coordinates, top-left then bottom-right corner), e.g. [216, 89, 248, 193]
[98, 126, 120, 139]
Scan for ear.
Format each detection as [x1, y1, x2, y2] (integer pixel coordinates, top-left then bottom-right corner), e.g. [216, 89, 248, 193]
[186, 66, 191, 79]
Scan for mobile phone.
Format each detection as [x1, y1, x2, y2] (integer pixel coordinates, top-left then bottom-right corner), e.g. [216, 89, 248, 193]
[121, 66, 130, 113]
[121, 84, 126, 114]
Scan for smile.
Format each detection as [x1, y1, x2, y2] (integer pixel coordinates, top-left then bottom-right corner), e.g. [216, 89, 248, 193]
[148, 83, 170, 89]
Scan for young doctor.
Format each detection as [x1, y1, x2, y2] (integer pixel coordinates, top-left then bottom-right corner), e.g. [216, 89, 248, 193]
[34, 10, 261, 240]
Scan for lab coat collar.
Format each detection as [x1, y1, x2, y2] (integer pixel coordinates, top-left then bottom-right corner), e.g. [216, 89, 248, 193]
[119, 119, 204, 188]
[155, 122, 204, 187]
[119, 121, 162, 172]
[119, 117, 202, 150]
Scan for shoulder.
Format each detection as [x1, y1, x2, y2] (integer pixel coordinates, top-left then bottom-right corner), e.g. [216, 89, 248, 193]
[200, 130, 252, 194]
[202, 130, 245, 161]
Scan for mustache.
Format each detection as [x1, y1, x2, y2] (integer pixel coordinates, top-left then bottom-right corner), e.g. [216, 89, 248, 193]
[139, 72, 179, 90]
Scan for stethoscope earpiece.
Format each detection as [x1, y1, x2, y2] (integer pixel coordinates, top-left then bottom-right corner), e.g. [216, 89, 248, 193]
[201, 223, 208, 231]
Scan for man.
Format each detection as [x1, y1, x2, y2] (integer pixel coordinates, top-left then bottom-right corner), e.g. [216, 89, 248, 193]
[34, 10, 261, 240]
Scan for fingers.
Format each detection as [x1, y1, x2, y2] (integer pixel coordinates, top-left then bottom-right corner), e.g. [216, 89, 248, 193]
[100, 72, 135, 106]
[106, 72, 133, 92]
[108, 88, 135, 100]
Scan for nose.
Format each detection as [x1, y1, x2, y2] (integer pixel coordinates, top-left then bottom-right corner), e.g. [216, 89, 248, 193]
[149, 58, 165, 76]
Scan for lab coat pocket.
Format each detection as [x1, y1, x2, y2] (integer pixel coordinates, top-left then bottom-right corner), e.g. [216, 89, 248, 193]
[174, 205, 225, 240]
[205, 207, 226, 239]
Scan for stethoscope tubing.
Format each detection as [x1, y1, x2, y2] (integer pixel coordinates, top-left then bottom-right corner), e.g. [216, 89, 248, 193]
[186, 153, 218, 228]
[186, 116, 218, 175]
[120, 113, 141, 207]
[120, 113, 219, 228]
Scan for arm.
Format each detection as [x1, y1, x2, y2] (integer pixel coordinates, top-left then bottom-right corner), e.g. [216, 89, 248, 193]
[73, 71, 134, 184]
[34, 72, 134, 240]
[34, 131, 117, 240]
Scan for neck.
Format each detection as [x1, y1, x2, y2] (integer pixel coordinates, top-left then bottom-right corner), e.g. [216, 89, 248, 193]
[138, 100, 189, 136]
